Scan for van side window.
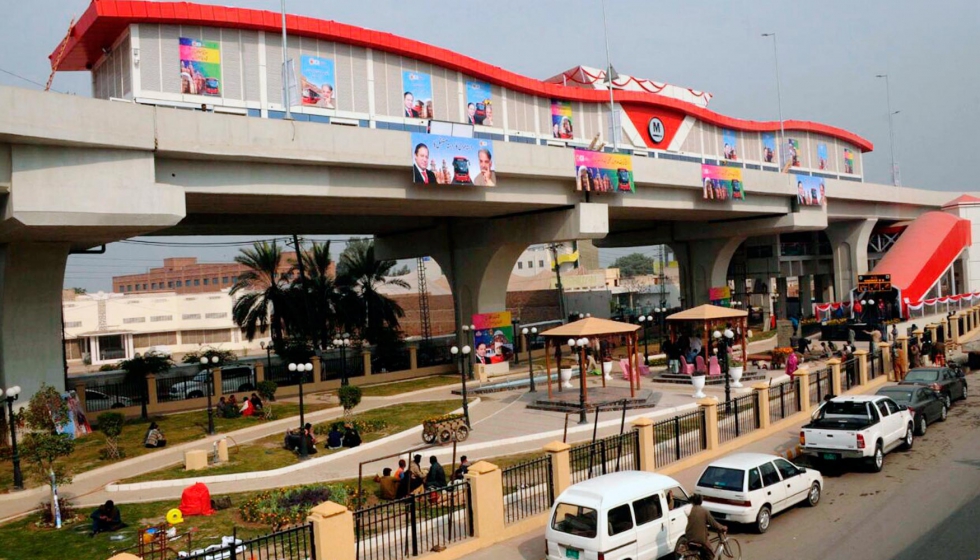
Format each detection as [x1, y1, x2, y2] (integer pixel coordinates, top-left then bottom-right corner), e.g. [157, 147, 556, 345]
[759, 462, 780, 487]
[607, 504, 634, 536]
[632, 495, 663, 526]
[748, 468, 762, 491]
[665, 486, 689, 510]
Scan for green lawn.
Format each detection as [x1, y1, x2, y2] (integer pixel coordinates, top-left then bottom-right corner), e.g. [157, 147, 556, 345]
[120, 400, 466, 484]
[0, 402, 327, 492]
[356, 375, 459, 397]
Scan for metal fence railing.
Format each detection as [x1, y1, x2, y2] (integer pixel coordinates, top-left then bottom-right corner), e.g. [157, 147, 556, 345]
[156, 372, 207, 403]
[373, 348, 412, 374]
[501, 455, 554, 524]
[266, 364, 315, 387]
[842, 358, 857, 390]
[84, 378, 144, 412]
[652, 409, 706, 467]
[219, 369, 257, 395]
[768, 379, 801, 422]
[354, 481, 472, 560]
[417, 344, 454, 368]
[569, 431, 641, 484]
[718, 393, 759, 444]
[869, 351, 883, 380]
[320, 352, 367, 382]
[809, 367, 833, 407]
[181, 524, 315, 560]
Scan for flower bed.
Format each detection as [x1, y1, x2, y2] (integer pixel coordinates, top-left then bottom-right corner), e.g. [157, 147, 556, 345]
[240, 484, 351, 529]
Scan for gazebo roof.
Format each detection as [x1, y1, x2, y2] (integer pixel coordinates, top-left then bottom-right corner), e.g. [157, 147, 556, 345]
[540, 317, 641, 337]
[666, 304, 748, 321]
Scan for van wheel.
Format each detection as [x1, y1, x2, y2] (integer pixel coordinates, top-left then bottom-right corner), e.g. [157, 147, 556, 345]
[866, 442, 884, 472]
[900, 424, 914, 451]
[755, 505, 771, 533]
[806, 482, 821, 507]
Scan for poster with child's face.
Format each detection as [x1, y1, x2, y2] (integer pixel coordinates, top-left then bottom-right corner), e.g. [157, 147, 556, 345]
[472, 311, 514, 364]
[465, 80, 493, 126]
[403, 71, 434, 119]
[551, 99, 574, 139]
[722, 130, 738, 160]
[762, 133, 776, 164]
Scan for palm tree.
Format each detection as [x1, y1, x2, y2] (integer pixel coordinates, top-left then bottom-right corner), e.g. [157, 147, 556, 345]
[120, 351, 173, 420]
[336, 239, 410, 344]
[294, 241, 342, 351]
[231, 241, 293, 349]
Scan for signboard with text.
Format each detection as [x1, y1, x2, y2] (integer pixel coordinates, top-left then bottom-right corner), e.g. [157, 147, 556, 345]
[857, 274, 892, 292]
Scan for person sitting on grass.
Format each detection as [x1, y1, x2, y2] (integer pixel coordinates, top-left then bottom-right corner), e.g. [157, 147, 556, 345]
[375, 467, 399, 500]
[90, 500, 124, 536]
[342, 424, 362, 448]
[143, 422, 167, 448]
[216, 396, 228, 417]
[425, 455, 447, 490]
[224, 395, 241, 418]
[240, 395, 255, 417]
[249, 393, 264, 413]
[326, 425, 343, 449]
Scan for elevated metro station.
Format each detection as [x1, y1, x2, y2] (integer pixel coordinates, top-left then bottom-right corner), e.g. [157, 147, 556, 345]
[0, 0, 976, 398]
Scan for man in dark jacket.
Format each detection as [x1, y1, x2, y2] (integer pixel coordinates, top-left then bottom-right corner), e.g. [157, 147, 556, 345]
[425, 455, 447, 489]
[90, 500, 123, 536]
[684, 494, 726, 560]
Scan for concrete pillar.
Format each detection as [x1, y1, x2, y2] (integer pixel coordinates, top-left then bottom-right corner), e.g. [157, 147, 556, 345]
[795, 368, 811, 413]
[464, 461, 505, 539]
[409, 346, 418, 370]
[776, 277, 789, 321]
[255, 361, 265, 383]
[827, 358, 842, 396]
[853, 349, 869, 386]
[926, 324, 938, 344]
[879, 343, 893, 379]
[676, 236, 746, 306]
[308, 502, 355, 560]
[544, 441, 571, 497]
[107, 555, 142, 560]
[217, 438, 229, 462]
[74, 381, 87, 411]
[145, 374, 159, 410]
[752, 384, 771, 429]
[698, 398, 720, 451]
[800, 275, 813, 317]
[0, 242, 71, 400]
[631, 418, 655, 472]
[825, 219, 877, 300]
[184, 449, 208, 470]
[362, 351, 372, 376]
[212, 367, 223, 397]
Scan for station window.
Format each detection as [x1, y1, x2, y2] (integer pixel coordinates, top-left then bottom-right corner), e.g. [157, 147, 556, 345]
[194, 279, 201, 286]
[539, 260, 545, 268]
[517, 262, 523, 270]
[222, 277, 229, 284]
[168, 281, 174, 288]
[176, 280, 182, 287]
[203, 278, 209, 285]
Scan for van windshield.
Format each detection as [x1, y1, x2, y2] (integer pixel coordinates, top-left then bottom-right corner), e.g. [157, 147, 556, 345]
[551, 503, 597, 539]
[698, 466, 744, 491]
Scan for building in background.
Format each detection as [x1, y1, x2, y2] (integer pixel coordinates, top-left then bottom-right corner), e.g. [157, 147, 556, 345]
[112, 255, 303, 295]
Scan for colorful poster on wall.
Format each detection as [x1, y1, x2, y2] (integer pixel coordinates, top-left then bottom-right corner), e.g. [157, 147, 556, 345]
[410, 132, 495, 186]
[402, 71, 433, 119]
[179, 37, 221, 96]
[816, 143, 828, 170]
[465, 80, 493, 126]
[574, 149, 634, 193]
[701, 164, 745, 201]
[762, 133, 777, 164]
[781, 138, 802, 170]
[551, 99, 574, 139]
[843, 149, 855, 174]
[300, 55, 336, 108]
[794, 174, 825, 206]
[722, 130, 738, 160]
[709, 286, 731, 307]
[472, 311, 514, 364]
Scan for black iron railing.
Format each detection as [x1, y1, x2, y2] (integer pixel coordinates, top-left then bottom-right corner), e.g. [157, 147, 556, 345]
[181, 524, 315, 560]
[156, 372, 208, 403]
[569, 431, 641, 484]
[501, 455, 554, 524]
[718, 393, 759, 444]
[768, 379, 801, 422]
[809, 368, 833, 406]
[652, 409, 706, 467]
[842, 358, 857, 390]
[353, 481, 472, 560]
[320, 353, 367, 382]
[417, 344, 454, 368]
[84, 378, 144, 412]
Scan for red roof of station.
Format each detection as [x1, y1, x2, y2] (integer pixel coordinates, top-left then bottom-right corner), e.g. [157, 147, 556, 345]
[51, 0, 873, 152]
[870, 212, 971, 303]
[942, 194, 980, 208]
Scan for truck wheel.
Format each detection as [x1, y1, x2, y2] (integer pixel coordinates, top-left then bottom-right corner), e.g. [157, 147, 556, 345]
[755, 505, 771, 533]
[901, 424, 914, 451]
[866, 442, 884, 472]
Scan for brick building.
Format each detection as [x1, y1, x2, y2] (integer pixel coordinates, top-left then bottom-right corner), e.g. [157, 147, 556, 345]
[112, 254, 300, 295]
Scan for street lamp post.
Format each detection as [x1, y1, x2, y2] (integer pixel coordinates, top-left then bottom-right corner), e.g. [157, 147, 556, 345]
[460, 325, 476, 379]
[289, 362, 313, 459]
[200, 356, 220, 435]
[714, 329, 735, 412]
[570, 337, 590, 424]
[875, 74, 899, 186]
[450, 345, 472, 428]
[260, 341, 272, 371]
[333, 334, 351, 386]
[2, 386, 23, 490]
[522, 327, 538, 392]
[513, 319, 521, 365]
[761, 33, 785, 165]
[638, 315, 651, 362]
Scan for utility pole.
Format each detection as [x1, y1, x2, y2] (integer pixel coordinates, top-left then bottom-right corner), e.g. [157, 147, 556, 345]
[549, 243, 568, 322]
[876, 74, 899, 186]
[280, 0, 292, 120]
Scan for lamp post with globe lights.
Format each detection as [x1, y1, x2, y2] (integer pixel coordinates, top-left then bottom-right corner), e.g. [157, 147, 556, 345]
[289, 361, 313, 458]
[332, 334, 351, 386]
[570, 337, 591, 423]
[522, 327, 538, 392]
[2, 386, 23, 489]
[260, 341, 272, 371]
[460, 324, 476, 379]
[638, 315, 651, 362]
[450, 345, 472, 428]
[713, 328, 736, 412]
[200, 355, 220, 435]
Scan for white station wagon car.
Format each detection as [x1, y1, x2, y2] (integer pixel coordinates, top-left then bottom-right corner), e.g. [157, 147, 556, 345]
[694, 452, 823, 533]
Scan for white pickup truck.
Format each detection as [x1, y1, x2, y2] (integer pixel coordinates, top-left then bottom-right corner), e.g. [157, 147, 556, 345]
[800, 395, 914, 472]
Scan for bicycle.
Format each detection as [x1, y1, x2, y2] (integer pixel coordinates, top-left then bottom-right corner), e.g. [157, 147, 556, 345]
[677, 531, 742, 560]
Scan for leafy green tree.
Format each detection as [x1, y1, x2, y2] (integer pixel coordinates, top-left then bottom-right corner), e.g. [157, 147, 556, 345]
[231, 241, 294, 349]
[338, 385, 362, 418]
[96, 412, 126, 460]
[182, 347, 237, 365]
[19, 385, 75, 487]
[336, 239, 409, 344]
[119, 351, 173, 419]
[611, 253, 655, 278]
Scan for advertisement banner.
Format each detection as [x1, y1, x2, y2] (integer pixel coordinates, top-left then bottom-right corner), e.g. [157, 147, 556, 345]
[709, 286, 731, 306]
[411, 132, 495, 186]
[300, 55, 335, 108]
[843, 149, 855, 174]
[465, 80, 493, 126]
[472, 311, 514, 365]
[551, 99, 574, 139]
[722, 130, 738, 160]
[574, 149, 635, 193]
[179, 37, 221, 96]
[781, 138, 802, 170]
[794, 174, 825, 206]
[762, 133, 777, 164]
[817, 142, 828, 170]
[701, 164, 745, 201]
[403, 71, 433, 119]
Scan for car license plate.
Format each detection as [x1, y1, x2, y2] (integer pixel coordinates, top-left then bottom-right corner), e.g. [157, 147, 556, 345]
[822, 453, 838, 461]
[565, 549, 580, 559]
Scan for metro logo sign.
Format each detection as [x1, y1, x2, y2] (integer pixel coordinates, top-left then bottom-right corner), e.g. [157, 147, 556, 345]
[648, 118, 665, 143]
[621, 103, 686, 149]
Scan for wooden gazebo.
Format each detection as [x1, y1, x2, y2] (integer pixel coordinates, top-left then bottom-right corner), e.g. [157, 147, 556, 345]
[666, 304, 749, 366]
[540, 318, 642, 401]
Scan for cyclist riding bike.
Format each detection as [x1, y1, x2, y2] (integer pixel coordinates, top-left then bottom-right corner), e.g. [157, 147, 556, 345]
[684, 494, 727, 560]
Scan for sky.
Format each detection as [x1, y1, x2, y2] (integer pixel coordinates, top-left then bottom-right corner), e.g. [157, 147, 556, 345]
[2, 0, 978, 290]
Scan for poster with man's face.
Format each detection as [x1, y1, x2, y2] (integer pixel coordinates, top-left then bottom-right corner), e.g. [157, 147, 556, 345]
[472, 312, 514, 365]
[300, 55, 336, 108]
[465, 80, 493, 126]
[403, 71, 433, 119]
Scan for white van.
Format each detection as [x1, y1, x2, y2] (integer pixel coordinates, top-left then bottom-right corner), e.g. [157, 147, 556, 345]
[545, 471, 692, 560]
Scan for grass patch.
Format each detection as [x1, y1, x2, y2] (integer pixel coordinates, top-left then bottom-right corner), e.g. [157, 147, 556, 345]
[0, 402, 327, 492]
[357, 375, 459, 397]
[120, 400, 466, 484]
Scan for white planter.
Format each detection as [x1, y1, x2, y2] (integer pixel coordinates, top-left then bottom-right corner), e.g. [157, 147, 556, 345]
[691, 375, 707, 399]
[560, 368, 574, 389]
[602, 361, 613, 380]
[730, 366, 744, 388]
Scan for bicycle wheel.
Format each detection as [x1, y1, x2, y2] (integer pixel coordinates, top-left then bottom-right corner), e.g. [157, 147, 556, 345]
[721, 536, 742, 560]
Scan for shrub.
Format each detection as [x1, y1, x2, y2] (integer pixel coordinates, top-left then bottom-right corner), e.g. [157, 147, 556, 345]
[338, 385, 362, 416]
[313, 418, 388, 436]
[182, 347, 238, 364]
[20, 385, 75, 487]
[240, 484, 351, 530]
[96, 412, 126, 460]
[35, 497, 77, 528]
[98, 363, 122, 372]
[257, 380, 278, 402]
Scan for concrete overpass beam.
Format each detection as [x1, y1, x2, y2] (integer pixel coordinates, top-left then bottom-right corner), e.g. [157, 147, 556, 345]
[677, 236, 747, 306]
[0, 242, 70, 403]
[826, 219, 877, 300]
